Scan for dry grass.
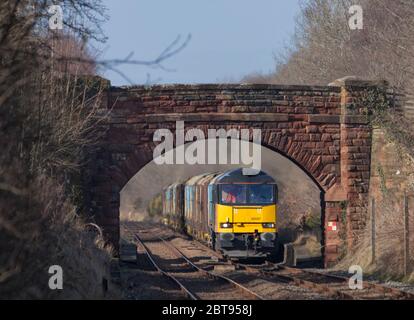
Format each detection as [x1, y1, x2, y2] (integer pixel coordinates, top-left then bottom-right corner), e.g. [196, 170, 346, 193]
[0, 0, 121, 299]
[0, 175, 120, 299]
[293, 233, 322, 258]
[336, 194, 414, 282]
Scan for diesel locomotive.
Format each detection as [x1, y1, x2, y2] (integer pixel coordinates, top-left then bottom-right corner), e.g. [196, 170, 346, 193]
[162, 168, 279, 258]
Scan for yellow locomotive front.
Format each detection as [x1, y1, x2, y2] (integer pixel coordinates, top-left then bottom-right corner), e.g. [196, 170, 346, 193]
[209, 169, 278, 258]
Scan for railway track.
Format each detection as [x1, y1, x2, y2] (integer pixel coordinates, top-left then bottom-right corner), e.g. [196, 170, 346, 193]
[178, 226, 414, 300]
[125, 224, 264, 300]
[122, 221, 414, 300]
[237, 262, 414, 300]
[176, 226, 414, 300]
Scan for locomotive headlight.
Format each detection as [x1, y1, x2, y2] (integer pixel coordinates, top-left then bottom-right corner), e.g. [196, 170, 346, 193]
[220, 223, 233, 228]
[262, 223, 275, 229]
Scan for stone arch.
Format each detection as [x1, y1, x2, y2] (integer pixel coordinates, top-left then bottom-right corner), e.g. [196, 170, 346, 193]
[120, 137, 327, 252]
[113, 127, 333, 194]
[85, 78, 384, 266]
[108, 127, 331, 261]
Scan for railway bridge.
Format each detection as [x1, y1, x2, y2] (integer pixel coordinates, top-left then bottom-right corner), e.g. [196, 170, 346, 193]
[85, 77, 388, 266]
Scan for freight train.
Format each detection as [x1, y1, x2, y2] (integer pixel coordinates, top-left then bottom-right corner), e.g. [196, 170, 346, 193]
[162, 168, 279, 258]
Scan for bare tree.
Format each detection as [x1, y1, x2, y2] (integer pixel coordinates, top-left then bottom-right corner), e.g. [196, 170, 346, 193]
[0, 0, 189, 299]
[243, 0, 414, 93]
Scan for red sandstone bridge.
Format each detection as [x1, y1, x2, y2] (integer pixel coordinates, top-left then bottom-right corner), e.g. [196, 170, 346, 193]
[84, 76, 392, 266]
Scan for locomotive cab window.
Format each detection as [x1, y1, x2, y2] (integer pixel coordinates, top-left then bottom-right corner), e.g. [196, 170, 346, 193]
[220, 184, 247, 204]
[249, 184, 275, 204]
[220, 184, 277, 205]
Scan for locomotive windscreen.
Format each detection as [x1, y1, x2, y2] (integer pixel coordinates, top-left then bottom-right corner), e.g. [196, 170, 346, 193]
[219, 184, 276, 205]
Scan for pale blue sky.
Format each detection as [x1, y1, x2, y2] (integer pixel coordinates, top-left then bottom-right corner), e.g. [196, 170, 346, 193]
[97, 0, 301, 85]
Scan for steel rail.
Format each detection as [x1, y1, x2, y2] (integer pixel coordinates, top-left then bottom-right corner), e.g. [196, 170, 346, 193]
[123, 222, 414, 300]
[158, 237, 265, 300]
[278, 265, 414, 300]
[134, 234, 198, 300]
[238, 262, 414, 300]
